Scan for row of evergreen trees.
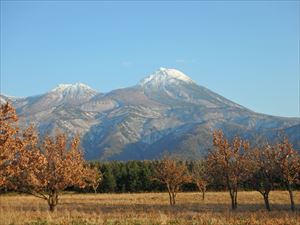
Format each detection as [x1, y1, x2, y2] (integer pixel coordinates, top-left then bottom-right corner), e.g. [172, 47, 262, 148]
[89, 161, 167, 193]
[79, 160, 298, 194]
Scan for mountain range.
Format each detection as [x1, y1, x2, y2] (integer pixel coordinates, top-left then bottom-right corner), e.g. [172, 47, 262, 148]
[1, 68, 299, 160]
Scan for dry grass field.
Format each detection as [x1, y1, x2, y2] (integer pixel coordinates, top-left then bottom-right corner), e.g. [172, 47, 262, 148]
[0, 191, 299, 225]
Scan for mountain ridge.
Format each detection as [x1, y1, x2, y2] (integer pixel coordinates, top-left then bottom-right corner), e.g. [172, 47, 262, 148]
[1, 68, 299, 160]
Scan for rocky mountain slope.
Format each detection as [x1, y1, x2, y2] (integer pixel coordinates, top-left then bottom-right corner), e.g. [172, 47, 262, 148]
[1, 68, 299, 160]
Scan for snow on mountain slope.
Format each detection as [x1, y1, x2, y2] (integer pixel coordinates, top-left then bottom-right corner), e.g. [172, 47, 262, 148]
[137, 68, 245, 110]
[2, 68, 299, 160]
[139, 67, 195, 88]
[0, 94, 22, 103]
[14, 83, 99, 115]
[48, 83, 98, 103]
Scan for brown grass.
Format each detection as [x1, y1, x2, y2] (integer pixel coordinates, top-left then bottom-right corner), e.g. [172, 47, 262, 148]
[0, 191, 299, 225]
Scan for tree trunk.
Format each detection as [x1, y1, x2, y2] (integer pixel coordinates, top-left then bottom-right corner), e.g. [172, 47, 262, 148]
[168, 191, 172, 205]
[171, 192, 176, 205]
[166, 184, 173, 206]
[168, 191, 176, 206]
[202, 188, 205, 201]
[227, 179, 238, 210]
[263, 193, 271, 211]
[287, 184, 295, 212]
[229, 189, 238, 210]
[49, 203, 55, 212]
[233, 190, 237, 210]
[196, 182, 205, 201]
[48, 190, 58, 212]
[229, 190, 235, 210]
[93, 186, 98, 194]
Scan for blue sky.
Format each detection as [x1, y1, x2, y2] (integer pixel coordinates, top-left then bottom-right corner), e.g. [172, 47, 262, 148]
[0, 1, 299, 117]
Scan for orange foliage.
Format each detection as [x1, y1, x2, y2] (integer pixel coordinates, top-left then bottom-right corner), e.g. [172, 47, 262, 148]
[207, 130, 250, 210]
[16, 132, 99, 211]
[275, 138, 300, 211]
[246, 144, 278, 211]
[190, 160, 208, 200]
[0, 102, 21, 188]
[1, 102, 100, 212]
[153, 155, 191, 205]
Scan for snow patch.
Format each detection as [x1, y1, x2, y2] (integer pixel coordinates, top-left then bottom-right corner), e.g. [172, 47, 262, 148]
[51, 83, 96, 93]
[49, 83, 98, 100]
[139, 68, 195, 87]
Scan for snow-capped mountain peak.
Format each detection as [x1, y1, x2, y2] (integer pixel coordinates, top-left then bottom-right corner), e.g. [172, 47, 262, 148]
[48, 83, 98, 102]
[139, 68, 195, 87]
[51, 83, 96, 93]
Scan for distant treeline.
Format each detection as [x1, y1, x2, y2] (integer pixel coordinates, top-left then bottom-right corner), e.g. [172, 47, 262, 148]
[71, 160, 299, 193]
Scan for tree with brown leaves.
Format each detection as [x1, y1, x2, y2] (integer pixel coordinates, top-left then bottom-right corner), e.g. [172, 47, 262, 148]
[275, 138, 300, 211]
[0, 102, 21, 189]
[16, 132, 99, 212]
[153, 155, 191, 205]
[246, 144, 278, 211]
[207, 130, 249, 210]
[191, 160, 208, 200]
[1, 103, 100, 211]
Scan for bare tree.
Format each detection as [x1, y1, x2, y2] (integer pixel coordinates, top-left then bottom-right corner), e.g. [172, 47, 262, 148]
[86, 165, 102, 193]
[207, 130, 249, 210]
[153, 155, 191, 205]
[191, 160, 208, 200]
[275, 138, 300, 211]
